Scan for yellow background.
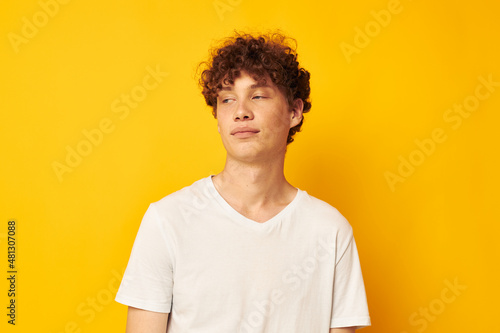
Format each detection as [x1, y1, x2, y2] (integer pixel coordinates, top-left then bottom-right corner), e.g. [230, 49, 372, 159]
[1, 0, 499, 332]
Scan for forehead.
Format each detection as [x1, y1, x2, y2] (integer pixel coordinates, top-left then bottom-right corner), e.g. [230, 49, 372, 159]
[219, 71, 274, 91]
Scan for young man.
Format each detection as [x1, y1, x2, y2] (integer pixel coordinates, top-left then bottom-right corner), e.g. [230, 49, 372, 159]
[115, 32, 371, 332]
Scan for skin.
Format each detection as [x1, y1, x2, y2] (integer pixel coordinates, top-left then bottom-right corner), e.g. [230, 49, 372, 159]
[125, 71, 357, 332]
[210, 70, 304, 222]
[125, 307, 168, 333]
[330, 328, 356, 333]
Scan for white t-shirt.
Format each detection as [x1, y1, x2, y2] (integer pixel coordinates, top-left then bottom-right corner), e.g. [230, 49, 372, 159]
[115, 175, 371, 332]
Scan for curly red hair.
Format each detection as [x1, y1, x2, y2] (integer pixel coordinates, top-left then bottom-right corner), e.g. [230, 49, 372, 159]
[198, 31, 311, 145]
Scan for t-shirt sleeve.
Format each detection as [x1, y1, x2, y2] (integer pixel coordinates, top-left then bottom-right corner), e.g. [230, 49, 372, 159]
[330, 227, 371, 329]
[115, 203, 174, 313]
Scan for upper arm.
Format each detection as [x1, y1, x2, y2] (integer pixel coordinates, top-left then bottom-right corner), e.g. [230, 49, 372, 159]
[330, 327, 356, 333]
[125, 306, 169, 333]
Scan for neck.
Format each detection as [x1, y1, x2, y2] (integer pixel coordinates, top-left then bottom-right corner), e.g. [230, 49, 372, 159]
[212, 154, 296, 211]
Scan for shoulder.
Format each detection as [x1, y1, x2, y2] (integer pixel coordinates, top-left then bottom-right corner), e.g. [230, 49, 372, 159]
[149, 176, 213, 220]
[298, 190, 353, 236]
[297, 191, 357, 258]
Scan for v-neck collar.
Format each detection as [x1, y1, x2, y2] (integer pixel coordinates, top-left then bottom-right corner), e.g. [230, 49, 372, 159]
[205, 175, 303, 230]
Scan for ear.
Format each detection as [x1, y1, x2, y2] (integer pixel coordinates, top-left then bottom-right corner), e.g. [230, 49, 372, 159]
[290, 98, 304, 128]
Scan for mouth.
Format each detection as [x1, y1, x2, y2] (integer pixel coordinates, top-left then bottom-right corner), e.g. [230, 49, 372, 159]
[232, 131, 259, 138]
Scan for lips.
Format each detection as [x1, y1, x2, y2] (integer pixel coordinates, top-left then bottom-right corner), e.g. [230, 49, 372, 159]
[231, 127, 260, 135]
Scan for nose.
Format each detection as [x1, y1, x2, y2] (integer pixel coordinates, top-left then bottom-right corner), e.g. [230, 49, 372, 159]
[233, 99, 254, 121]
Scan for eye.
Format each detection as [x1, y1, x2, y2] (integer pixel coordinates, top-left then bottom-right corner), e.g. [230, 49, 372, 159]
[220, 98, 234, 104]
[253, 95, 266, 100]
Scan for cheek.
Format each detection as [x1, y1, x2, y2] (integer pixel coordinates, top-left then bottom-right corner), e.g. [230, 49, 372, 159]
[268, 113, 292, 132]
[216, 114, 230, 133]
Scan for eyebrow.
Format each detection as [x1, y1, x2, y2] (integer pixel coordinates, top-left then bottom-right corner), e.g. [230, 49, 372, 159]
[219, 83, 271, 91]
